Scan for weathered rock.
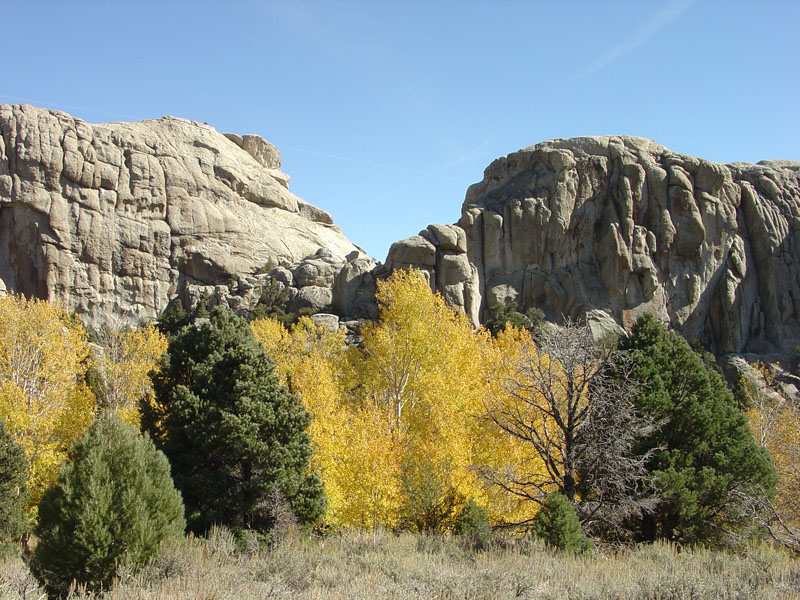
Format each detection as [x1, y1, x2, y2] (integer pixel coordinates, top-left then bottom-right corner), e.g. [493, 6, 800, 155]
[310, 312, 340, 333]
[388, 136, 800, 356]
[0, 104, 373, 326]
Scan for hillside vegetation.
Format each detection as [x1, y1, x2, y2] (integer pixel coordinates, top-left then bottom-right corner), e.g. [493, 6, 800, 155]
[0, 270, 798, 596]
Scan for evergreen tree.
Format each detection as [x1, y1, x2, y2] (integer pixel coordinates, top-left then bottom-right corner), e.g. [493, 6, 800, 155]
[156, 297, 190, 338]
[34, 412, 185, 596]
[453, 499, 491, 549]
[0, 418, 28, 553]
[619, 314, 776, 544]
[486, 301, 544, 337]
[530, 492, 591, 555]
[143, 306, 325, 534]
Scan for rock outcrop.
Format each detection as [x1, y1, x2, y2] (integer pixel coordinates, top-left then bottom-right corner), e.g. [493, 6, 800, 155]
[3, 105, 800, 358]
[388, 136, 800, 356]
[0, 104, 375, 326]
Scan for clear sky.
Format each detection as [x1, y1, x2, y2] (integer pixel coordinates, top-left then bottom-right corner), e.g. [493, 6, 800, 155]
[2, 1, 798, 261]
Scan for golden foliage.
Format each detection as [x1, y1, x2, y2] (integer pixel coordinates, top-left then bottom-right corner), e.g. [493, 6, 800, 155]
[746, 366, 800, 540]
[252, 269, 541, 531]
[89, 323, 167, 427]
[0, 295, 95, 511]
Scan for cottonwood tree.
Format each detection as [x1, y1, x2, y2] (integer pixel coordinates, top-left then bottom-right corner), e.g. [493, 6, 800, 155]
[252, 270, 513, 532]
[0, 295, 95, 513]
[87, 322, 167, 427]
[482, 320, 657, 536]
[733, 366, 800, 552]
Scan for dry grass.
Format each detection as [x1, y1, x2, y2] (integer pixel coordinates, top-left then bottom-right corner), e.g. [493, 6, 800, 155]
[1, 530, 799, 599]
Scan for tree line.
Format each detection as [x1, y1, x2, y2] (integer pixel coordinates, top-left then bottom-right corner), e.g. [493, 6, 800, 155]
[0, 269, 793, 595]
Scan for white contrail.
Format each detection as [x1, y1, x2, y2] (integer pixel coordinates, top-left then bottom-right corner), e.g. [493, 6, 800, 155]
[574, 0, 697, 80]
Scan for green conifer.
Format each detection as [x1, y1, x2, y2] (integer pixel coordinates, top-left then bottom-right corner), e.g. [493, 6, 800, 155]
[143, 306, 325, 535]
[34, 412, 185, 596]
[0, 418, 29, 554]
[531, 492, 591, 555]
[619, 314, 776, 544]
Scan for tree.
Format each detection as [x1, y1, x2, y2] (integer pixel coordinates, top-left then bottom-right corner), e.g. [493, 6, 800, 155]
[482, 320, 656, 536]
[530, 491, 591, 555]
[0, 294, 95, 513]
[143, 307, 325, 534]
[156, 297, 191, 338]
[736, 365, 800, 552]
[486, 301, 544, 338]
[87, 323, 167, 427]
[0, 418, 28, 553]
[252, 270, 524, 532]
[354, 269, 494, 531]
[452, 498, 492, 549]
[619, 314, 776, 544]
[33, 411, 185, 596]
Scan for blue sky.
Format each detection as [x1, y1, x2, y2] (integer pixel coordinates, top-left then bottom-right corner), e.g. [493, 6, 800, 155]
[2, 1, 798, 260]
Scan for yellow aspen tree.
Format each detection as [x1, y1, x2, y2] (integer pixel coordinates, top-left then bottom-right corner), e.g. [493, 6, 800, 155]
[742, 366, 800, 551]
[0, 295, 95, 512]
[355, 269, 492, 531]
[88, 323, 167, 427]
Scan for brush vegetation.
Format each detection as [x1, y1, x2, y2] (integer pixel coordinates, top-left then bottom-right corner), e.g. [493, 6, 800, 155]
[2, 530, 799, 599]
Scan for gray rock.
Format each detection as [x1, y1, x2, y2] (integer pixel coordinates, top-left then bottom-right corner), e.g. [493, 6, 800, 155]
[0, 104, 362, 327]
[310, 312, 340, 333]
[389, 135, 800, 356]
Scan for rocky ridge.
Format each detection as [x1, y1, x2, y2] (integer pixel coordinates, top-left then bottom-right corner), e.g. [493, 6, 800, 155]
[3, 105, 800, 363]
[387, 136, 800, 356]
[0, 104, 377, 328]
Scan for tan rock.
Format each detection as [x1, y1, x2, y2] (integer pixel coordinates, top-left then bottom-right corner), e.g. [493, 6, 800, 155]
[0, 104, 364, 327]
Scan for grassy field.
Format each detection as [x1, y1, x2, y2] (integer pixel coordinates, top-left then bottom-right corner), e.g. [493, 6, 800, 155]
[1, 529, 799, 599]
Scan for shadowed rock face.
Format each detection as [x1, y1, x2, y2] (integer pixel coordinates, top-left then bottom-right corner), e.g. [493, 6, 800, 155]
[386, 136, 800, 355]
[0, 104, 374, 326]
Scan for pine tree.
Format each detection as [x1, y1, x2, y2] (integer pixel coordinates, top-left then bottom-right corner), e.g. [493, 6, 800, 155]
[619, 314, 776, 544]
[34, 412, 185, 596]
[143, 306, 325, 534]
[530, 492, 591, 555]
[0, 418, 28, 553]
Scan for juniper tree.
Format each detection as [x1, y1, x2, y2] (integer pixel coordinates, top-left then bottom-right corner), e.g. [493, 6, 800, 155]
[531, 491, 591, 555]
[143, 306, 325, 534]
[0, 418, 28, 553]
[34, 412, 185, 596]
[619, 314, 776, 544]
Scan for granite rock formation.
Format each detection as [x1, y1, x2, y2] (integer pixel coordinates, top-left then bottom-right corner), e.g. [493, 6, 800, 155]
[0, 104, 375, 327]
[387, 136, 800, 355]
[3, 105, 800, 358]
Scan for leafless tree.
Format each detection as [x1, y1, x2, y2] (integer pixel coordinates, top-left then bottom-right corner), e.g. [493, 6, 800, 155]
[481, 319, 659, 536]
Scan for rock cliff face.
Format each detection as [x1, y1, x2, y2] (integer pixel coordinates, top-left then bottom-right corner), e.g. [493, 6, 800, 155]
[386, 136, 800, 355]
[0, 104, 376, 326]
[3, 106, 799, 357]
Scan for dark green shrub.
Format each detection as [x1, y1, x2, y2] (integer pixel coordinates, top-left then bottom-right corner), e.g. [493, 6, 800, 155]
[619, 314, 776, 545]
[34, 411, 185, 596]
[531, 492, 591, 555]
[156, 297, 190, 337]
[0, 418, 29, 555]
[143, 306, 325, 535]
[486, 301, 544, 337]
[452, 499, 491, 549]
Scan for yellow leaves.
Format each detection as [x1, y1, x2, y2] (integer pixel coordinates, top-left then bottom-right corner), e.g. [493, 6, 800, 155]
[0, 295, 95, 511]
[249, 270, 549, 531]
[746, 372, 800, 531]
[89, 323, 167, 428]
